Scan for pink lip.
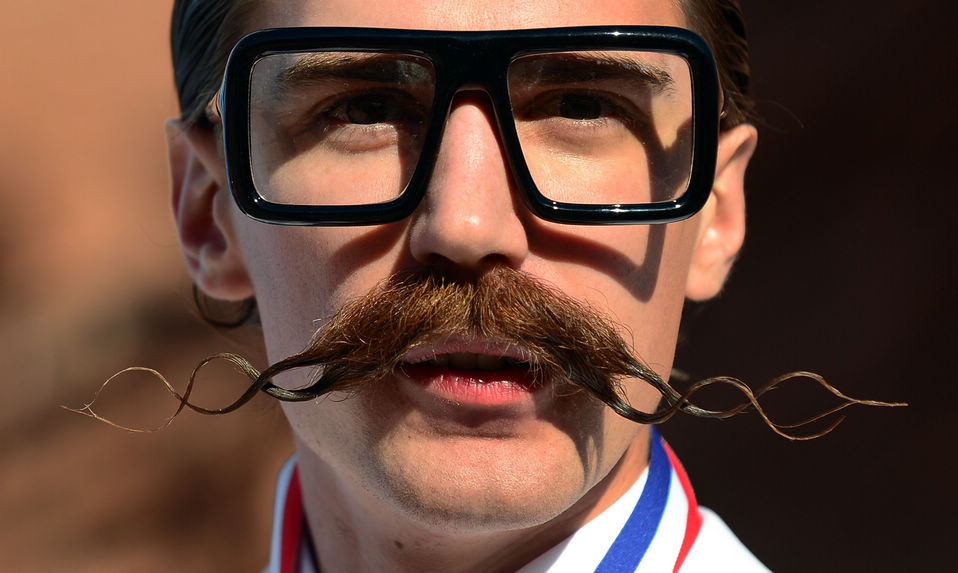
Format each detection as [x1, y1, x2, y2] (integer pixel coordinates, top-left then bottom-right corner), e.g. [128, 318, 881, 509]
[399, 336, 538, 407]
[400, 364, 537, 406]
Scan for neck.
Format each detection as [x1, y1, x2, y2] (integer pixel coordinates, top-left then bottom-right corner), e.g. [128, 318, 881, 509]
[294, 435, 650, 573]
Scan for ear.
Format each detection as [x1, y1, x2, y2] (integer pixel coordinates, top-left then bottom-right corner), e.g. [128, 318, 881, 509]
[165, 119, 254, 301]
[685, 123, 758, 300]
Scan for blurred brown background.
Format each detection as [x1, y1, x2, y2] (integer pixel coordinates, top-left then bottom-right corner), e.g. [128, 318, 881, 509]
[0, 1, 953, 571]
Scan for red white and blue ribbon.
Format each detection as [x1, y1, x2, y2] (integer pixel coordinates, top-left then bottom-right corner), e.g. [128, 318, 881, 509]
[595, 426, 703, 572]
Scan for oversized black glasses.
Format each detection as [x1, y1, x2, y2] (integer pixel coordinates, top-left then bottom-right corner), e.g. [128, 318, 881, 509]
[218, 26, 720, 226]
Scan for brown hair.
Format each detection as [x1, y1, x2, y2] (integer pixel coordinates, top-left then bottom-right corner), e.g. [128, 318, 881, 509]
[680, 0, 755, 129]
[171, 0, 255, 127]
[170, 0, 756, 130]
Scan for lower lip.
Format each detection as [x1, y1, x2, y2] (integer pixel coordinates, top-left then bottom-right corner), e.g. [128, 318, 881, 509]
[400, 364, 538, 406]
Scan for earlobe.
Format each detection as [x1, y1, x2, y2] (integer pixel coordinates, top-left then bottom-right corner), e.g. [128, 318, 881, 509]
[165, 119, 254, 301]
[685, 123, 758, 301]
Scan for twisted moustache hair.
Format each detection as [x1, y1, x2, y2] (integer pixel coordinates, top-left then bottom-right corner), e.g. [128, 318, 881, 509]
[76, 267, 902, 439]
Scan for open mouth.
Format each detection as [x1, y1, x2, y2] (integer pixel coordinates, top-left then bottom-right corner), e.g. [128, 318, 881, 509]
[414, 352, 529, 371]
[401, 336, 533, 371]
[399, 337, 539, 405]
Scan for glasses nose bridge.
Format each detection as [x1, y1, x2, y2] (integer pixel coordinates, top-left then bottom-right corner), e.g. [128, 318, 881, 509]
[411, 41, 540, 227]
[407, 43, 531, 271]
[434, 39, 512, 123]
[427, 57, 528, 207]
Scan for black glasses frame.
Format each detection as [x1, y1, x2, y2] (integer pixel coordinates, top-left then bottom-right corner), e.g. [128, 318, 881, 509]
[219, 26, 720, 226]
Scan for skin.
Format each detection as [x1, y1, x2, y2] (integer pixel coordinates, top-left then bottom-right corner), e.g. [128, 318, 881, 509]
[166, 1, 758, 571]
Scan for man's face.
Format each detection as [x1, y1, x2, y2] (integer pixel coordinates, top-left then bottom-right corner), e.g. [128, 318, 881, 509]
[184, 0, 751, 536]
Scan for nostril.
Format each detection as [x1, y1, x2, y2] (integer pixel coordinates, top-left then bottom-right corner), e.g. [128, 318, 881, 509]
[414, 252, 516, 281]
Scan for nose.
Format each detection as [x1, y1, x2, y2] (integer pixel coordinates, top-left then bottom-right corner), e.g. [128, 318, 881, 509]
[407, 93, 529, 274]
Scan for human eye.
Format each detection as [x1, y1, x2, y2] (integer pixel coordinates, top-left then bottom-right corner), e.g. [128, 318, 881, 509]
[551, 92, 608, 121]
[292, 87, 430, 153]
[328, 90, 423, 126]
[516, 88, 643, 140]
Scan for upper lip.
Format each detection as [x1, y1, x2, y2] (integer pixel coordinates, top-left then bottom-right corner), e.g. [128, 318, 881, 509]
[401, 335, 532, 367]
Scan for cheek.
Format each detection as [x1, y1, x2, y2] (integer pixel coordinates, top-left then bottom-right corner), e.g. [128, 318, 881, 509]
[526, 217, 699, 412]
[232, 212, 409, 364]
[529, 218, 698, 336]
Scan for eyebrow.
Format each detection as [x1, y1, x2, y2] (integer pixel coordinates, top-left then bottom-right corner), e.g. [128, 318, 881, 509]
[510, 52, 677, 93]
[259, 50, 676, 105]
[269, 52, 434, 99]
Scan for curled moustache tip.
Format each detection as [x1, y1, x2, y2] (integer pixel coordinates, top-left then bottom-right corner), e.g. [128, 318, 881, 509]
[652, 371, 907, 441]
[62, 366, 183, 433]
[260, 374, 331, 402]
[66, 353, 266, 432]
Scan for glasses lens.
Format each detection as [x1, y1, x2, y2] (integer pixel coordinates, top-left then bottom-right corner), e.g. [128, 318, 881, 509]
[507, 50, 693, 206]
[248, 51, 435, 206]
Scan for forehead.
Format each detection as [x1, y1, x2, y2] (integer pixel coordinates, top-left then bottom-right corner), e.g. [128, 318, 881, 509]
[256, 0, 687, 30]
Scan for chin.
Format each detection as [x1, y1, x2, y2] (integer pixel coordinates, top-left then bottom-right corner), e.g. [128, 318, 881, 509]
[370, 429, 592, 534]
